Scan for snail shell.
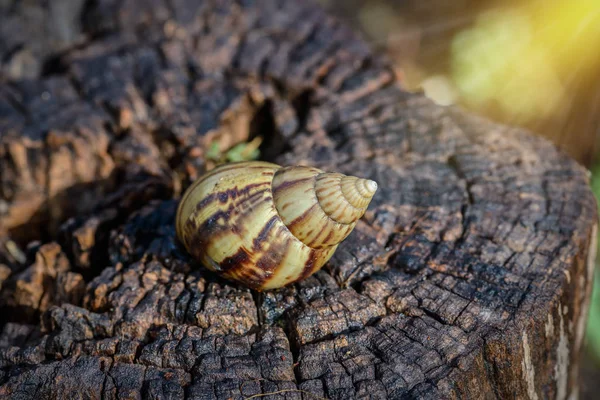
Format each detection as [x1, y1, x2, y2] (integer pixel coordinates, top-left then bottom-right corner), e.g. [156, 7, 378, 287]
[176, 161, 377, 290]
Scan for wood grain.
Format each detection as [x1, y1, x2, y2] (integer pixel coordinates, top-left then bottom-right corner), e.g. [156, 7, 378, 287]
[0, 0, 597, 399]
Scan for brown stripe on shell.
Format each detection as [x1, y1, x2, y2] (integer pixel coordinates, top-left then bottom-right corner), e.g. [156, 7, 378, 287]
[218, 246, 252, 272]
[182, 188, 273, 263]
[191, 187, 271, 228]
[183, 202, 235, 239]
[177, 169, 273, 242]
[179, 163, 269, 210]
[280, 201, 295, 211]
[226, 266, 268, 291]
[308, 221, 354, 249]
[191, 203, 280, 289]
[252, 215, 279, 252]
[255, 240, 287, 273]
[271, 176, 313, 192]
[190, 193, 271, 243]
[308, 225, 336, 248]
[298, 248, 318, 282]
[228, 226, 292, 290]
[285, 202, 318, 232]
[183, 206, 234, 261]
[196, 181, 270, 211]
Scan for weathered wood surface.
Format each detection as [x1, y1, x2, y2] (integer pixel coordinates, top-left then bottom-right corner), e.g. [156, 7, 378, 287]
[0, 0, 597, 399]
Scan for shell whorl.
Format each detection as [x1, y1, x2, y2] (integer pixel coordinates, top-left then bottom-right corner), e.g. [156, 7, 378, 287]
[272, 166, 377, 249]
[315, 173, 378, 224]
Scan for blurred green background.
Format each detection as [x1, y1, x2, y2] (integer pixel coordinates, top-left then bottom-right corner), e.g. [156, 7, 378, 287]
[317, 0, 600, 393]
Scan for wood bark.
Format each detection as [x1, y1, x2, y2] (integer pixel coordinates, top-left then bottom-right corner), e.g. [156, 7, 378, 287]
[0, 0, 597, 399]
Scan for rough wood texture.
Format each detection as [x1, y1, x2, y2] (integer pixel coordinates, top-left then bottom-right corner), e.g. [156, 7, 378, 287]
[0, 0, 597, 399]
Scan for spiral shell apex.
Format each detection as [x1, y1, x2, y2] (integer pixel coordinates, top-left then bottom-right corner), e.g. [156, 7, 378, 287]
[176, 161, 377, 290]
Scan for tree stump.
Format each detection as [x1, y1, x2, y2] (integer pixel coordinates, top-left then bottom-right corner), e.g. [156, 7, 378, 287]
[0, 0, 597, 399]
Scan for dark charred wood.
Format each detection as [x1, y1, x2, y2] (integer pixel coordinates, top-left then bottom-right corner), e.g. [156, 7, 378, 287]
[0, 0, 597, 399]
[0, 0, 87, 81]
[0, 242, 85, 325]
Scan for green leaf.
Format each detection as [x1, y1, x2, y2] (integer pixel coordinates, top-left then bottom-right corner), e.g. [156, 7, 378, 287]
[206, 141, 222, 161]
[225, 138, 262, 162]
[585, 162, 600, 361]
